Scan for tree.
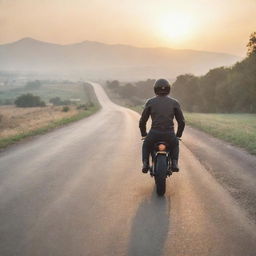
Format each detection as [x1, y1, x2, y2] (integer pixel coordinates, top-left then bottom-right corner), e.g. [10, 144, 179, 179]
[107, 80, 120, 90]
[199, 67, 230, 112]
[172, 74, 200, 111]
[135, 79, 155, 99]
[15, 93, 46, 107]
[247, 32, 256, 56]
[49, 97, 62, 105]
[119, 83, 137, 98]
[171, 40, 256, 113]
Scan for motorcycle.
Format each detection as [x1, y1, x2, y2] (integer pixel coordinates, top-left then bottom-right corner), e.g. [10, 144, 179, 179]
[149, 142, 172, 196]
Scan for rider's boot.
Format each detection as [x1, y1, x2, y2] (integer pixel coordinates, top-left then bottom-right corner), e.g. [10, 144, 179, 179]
[171, 160, 179, 172]
[142, 161, 149, 173]
[167, 162, 172, 176]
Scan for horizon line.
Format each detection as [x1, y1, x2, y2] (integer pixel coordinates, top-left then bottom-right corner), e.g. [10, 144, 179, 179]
[0, 37, 242, 58]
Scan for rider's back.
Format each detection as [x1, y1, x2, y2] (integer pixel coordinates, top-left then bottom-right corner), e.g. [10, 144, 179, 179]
[139, 79, 185, 138]
[146, 95, 180, 131]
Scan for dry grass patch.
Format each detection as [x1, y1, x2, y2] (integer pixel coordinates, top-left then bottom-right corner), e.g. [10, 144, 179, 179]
[0, 105, 81, 139]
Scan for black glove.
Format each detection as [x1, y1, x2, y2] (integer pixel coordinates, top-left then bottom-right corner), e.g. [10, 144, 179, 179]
[141, 132, 147, 137]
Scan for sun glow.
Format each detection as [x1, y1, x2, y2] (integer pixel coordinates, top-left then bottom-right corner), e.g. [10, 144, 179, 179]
[160, 13, 195, 42]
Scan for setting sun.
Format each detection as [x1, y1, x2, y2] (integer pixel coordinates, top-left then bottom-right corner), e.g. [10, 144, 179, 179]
[160, 13, 195, 42]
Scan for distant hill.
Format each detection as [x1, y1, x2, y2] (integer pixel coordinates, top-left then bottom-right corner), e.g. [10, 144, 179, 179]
[0, 37, 241, 80]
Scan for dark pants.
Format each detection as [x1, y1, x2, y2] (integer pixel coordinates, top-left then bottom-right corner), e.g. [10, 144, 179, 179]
[142, 129, 179, 164]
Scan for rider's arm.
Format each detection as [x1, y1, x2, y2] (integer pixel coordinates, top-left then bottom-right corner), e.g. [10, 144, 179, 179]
[174, 101, 185, 138]
[139, 100, 151, 137]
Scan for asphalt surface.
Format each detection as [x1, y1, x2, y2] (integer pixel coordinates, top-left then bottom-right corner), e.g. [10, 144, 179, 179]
[0, 82, 256, 256]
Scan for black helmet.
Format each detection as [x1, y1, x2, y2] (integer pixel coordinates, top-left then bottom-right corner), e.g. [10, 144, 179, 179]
[154, 79, 171, 95]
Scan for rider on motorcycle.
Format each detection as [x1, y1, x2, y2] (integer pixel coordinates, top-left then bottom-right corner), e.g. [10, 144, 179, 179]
[139, 78, 185, 173]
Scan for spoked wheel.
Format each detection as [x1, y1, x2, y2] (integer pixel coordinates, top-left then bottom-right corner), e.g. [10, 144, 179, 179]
[154, 154, 167, 196]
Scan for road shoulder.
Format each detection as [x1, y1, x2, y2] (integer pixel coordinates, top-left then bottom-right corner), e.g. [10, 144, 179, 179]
[183, 126, 256, 223]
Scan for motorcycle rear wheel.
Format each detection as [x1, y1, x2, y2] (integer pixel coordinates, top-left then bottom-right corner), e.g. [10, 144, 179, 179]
[154, 154, 167, 196]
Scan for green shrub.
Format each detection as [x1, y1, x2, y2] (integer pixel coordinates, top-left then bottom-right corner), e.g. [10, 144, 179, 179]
[50, 97, 71, 106]
[15, 93, 46, 107]
[62, 106, 70, 112]
[76, 104, 88, 110]
[87, 102, 94, 108]
[50, 97, 62, 105]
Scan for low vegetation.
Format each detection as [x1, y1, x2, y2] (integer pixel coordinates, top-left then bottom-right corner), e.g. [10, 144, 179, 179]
[49, 97, 71, 106]
[185, 113, 256, 155]
[0, 81, 89, 106]
[0, 82, 100, 148]
[62, 106, 70, 112]
[15, 93, 46, 107]
[105, 79, 154, 107]
[0, 105, 99, 149]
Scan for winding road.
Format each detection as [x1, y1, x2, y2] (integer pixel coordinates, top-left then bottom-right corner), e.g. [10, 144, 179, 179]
[0, 83, 256, 256]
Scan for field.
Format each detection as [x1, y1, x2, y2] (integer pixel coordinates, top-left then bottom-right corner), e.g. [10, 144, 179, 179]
[0, 83, 100, 148]
[0, 105, 82, 137]
[185, 113, 256, 155]
[0, 82, 90, 104]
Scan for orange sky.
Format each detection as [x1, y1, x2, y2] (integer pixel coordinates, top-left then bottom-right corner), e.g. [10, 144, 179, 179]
[0, 0, 255, 56]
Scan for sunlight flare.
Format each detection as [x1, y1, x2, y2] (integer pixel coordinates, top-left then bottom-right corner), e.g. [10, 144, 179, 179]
[159, 13, 195, 42]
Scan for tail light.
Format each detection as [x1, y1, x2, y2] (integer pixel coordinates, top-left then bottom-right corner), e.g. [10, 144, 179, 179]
[158, 144, 166, 151]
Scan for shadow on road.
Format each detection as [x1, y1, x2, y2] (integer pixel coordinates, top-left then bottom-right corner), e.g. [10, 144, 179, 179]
[128, 190, 170, 256]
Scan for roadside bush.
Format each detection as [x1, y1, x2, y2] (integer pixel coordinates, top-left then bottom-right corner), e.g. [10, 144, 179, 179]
[49, 97, 62, 105]
[106, 80, 120, 90]
[76, 104, 88, 110]
[86, 102, 95, 108]
[49, 97, 71, 106]
[76, 102, 95, 110]
[62, 106, 70, 112]
[130, 96, 144, 106]
[62, 100, 71, 105]
[15, 93, 46, 107]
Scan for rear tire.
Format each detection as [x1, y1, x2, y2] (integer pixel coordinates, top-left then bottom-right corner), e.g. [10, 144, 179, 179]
[154, 155, 167, 196]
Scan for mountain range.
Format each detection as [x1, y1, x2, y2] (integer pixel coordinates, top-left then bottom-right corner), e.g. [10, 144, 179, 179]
[0, 38, 241, 80]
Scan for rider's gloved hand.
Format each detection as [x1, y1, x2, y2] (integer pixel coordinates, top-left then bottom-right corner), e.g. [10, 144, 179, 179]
[141, 132, 147, 140]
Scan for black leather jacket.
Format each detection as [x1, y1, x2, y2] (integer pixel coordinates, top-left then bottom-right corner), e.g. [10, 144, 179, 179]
[139, 95, 185, 137]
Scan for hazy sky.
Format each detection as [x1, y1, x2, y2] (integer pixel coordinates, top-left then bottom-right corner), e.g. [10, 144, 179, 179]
[0, 0, 255, 56]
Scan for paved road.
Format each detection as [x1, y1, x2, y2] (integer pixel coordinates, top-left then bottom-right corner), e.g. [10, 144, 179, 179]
[0, 83, 256, 256]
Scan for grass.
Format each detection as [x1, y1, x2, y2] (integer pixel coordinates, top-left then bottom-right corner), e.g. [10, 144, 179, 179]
[0, 105, 100, 149]
[0, 83, 89, 104]
[0, 82, 100, 149]
[185, 113, 256, 155]
[130, 105, 143, 114]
